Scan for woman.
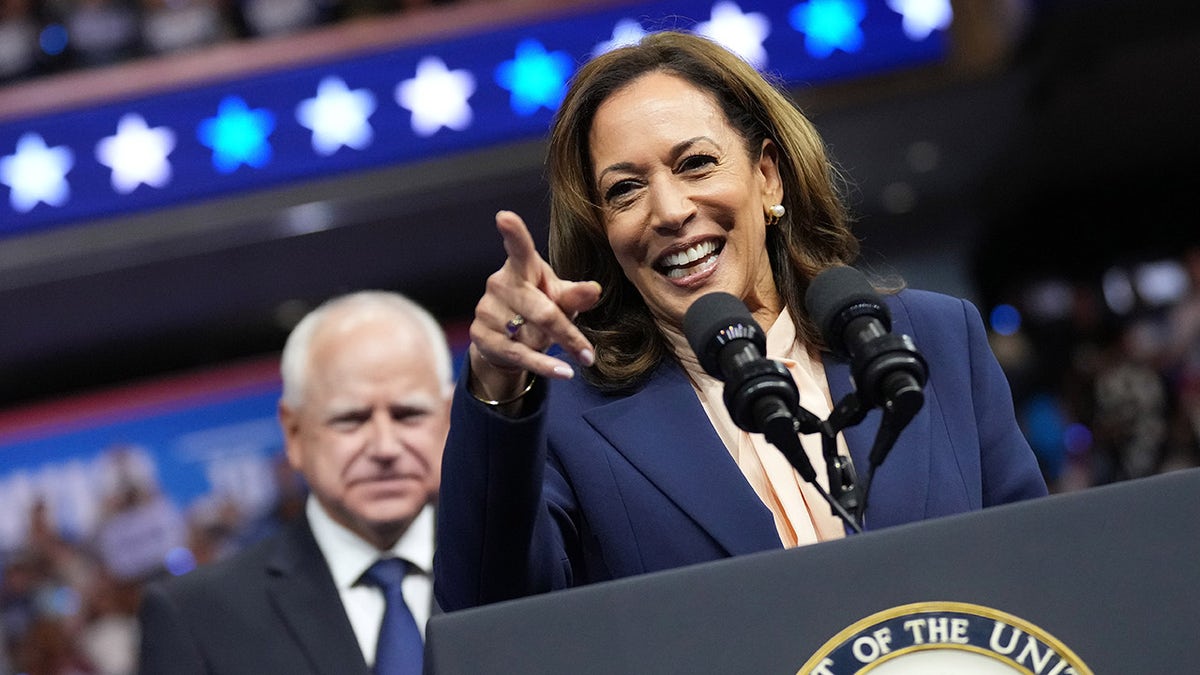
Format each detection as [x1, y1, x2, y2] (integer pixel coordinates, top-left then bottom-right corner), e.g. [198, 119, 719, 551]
[434, 31, 1046, 611]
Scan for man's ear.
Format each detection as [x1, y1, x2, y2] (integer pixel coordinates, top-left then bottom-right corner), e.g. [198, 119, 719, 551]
[279, 402, 303, 471]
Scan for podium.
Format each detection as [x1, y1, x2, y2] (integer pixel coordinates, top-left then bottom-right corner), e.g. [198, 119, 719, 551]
[426, 469, 1200, 673]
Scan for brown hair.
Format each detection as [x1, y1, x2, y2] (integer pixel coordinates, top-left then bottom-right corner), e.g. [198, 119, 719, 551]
[547, 31, 859, 391]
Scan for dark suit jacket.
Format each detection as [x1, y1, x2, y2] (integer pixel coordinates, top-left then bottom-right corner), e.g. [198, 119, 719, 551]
[137, 514, 371, 675]
[434, 289, 1048, 611]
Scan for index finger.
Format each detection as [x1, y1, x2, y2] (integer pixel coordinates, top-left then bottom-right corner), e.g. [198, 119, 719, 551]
[495, 210, 543, 280]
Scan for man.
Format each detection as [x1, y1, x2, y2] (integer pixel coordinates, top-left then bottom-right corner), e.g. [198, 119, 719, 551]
[137, 290, 453, 674]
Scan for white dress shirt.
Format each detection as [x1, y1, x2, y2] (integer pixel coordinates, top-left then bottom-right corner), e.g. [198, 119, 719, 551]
[306, 496, 435, 666]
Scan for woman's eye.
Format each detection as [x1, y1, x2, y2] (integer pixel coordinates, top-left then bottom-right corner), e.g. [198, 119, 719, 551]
[680, 154, 716, 172]
[604, 180, 637, 202]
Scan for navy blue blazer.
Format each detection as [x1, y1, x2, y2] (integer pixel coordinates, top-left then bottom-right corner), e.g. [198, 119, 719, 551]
[435, 290, 1047, 611]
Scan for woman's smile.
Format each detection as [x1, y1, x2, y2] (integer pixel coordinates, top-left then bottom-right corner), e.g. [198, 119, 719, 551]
[655, 238, 724, 281]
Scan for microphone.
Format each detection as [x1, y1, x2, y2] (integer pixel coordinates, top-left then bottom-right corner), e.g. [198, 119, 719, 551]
[683, 292, 817, 482]
[805, 266, 927, 466]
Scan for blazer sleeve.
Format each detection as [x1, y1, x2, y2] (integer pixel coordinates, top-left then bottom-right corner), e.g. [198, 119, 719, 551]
[137, 581, 209, 675]
[434, 366, 577, 612]
[892, 290, 1047, 508]
[956, 296, 1049, 505]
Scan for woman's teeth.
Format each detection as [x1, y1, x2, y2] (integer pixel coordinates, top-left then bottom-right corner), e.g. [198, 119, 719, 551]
[659, 240, 720, 279]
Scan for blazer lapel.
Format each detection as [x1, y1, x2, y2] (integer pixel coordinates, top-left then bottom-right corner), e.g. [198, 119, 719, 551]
[581, 362, 781, 557]
[266, 517, 372, 675]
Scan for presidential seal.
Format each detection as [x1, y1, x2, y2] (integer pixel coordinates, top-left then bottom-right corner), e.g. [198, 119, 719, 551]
[798, 601, 1092, 675]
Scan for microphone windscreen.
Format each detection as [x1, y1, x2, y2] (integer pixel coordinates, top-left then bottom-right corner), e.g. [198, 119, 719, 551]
[805, 266, 891, 355]
[683, 292, 761, 378]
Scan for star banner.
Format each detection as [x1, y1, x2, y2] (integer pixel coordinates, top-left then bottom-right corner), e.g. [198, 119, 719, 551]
[0, 0, 947, 235]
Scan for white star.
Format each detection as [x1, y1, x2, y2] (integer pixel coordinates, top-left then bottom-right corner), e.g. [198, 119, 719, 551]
[0, 132, 74, 213]
[295, 76, 377, 156]
[886, 0, 952, 40]
[95, 114, 176, 194]
[395, 56, 476, 138]
[593, 19, 648, 57]
[695, 1, 772, 69]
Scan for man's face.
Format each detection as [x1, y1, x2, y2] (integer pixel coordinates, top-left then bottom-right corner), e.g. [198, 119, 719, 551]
[281, 313, 449, 549]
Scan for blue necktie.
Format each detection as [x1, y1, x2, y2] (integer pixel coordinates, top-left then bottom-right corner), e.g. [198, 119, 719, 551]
[362, 558, 423, 675]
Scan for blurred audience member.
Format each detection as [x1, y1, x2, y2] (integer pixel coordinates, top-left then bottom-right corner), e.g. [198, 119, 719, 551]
[0, 0, 39, 80]
[62, 0, 141, 66]
[2, 500, 106, 674]
[181, 497, 243, 568]
[76, 571, 139, 675]
[1090, 320, 1170, 483]
[236, 0, 332, 38]
[234, 451, 308, 548]
[139, 0, 228, 55]
[92, 446, 186, 583]
[1162, 246, 1200, 467]
[16, 616, 93, 675]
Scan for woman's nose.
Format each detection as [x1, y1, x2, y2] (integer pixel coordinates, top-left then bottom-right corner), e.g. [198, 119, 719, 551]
[646, 178, 695, 231]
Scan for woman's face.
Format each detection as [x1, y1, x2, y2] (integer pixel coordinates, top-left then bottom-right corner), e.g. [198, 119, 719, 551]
[589, 71, 783, 331]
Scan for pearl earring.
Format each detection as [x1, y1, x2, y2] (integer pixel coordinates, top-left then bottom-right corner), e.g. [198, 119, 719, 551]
[765, 203, 786, 225]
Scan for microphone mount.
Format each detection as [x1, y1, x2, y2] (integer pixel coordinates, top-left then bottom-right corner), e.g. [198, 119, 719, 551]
[684, 289, 924, 535]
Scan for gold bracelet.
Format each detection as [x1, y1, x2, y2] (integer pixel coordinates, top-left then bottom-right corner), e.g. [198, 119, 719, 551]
[469, 374, 537, 407]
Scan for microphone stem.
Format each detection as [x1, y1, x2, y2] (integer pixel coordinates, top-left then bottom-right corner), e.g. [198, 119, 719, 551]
[810, 479, 863, 534]
[763, 421, 863, 534]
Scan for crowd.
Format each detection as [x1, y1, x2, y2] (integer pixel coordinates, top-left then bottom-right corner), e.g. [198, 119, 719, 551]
[0, 0, 466, 82]
[999, 246, 1200, 494]
[0, 444, 307, 674]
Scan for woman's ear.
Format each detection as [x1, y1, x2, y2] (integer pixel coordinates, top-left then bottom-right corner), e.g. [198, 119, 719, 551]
[758, 138, 783, 205]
